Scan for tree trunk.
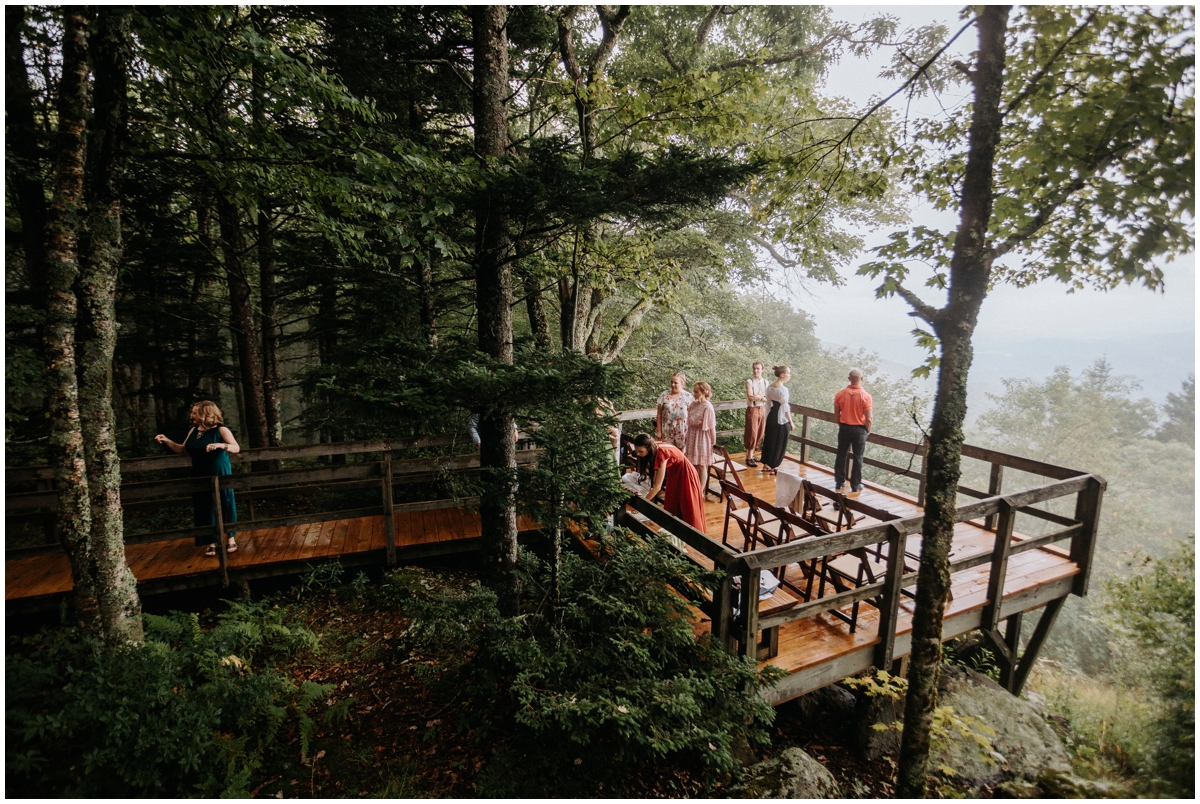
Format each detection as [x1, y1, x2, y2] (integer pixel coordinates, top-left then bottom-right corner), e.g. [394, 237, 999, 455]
[5, 5, 49, 292]
[416, 255, 438, 347]
[258, 206, 283, 446]
[896, 7, 1011, 797]
[472, 4, 520, 615]
[252, 9, 283, 448]
[77, 6, 142, 645]
[43, 7, 99, 632]
[216, 196, 270, 449]
[523, 274, 552, 349]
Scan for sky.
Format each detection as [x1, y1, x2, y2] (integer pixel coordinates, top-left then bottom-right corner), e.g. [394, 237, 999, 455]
[781, 5, 1196, 408]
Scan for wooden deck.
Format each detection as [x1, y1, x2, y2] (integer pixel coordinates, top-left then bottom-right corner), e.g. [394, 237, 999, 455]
[665, 453, 1079, 704]
[6, 506, 540, 605]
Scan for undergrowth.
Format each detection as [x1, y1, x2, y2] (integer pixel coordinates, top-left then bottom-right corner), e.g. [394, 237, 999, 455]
[5, 601, 337, 797]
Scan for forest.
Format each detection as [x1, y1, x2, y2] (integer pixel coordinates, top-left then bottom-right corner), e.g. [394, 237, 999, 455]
[5, 4, 1195, 798]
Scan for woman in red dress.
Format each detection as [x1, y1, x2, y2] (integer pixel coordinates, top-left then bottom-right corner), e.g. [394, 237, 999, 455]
[633, 433, 706, 533]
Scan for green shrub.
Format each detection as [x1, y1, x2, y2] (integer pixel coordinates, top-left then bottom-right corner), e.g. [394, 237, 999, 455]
[6, 603, 330, 797]
[398, 531, 784, 796]
[1106, 543, 1195, 794]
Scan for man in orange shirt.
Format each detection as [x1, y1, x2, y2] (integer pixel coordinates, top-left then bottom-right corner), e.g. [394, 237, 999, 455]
[832, 368, 873, 493]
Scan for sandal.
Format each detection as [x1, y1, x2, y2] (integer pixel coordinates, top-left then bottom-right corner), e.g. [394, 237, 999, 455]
[204, 546, 217, 558]
[226, 540, 238, 554]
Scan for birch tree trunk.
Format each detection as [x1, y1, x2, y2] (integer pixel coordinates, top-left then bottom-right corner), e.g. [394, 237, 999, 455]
[896, 7, 1011, 796]
[472, 4, 520, 614]
[77, 6, 142, 644]
[43, 6, 99, 631]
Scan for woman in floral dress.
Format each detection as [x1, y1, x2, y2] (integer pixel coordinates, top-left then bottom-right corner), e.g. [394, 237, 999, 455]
[655, 371, 694, 449]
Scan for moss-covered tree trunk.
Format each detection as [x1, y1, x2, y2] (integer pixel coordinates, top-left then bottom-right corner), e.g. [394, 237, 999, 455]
[77, 6, 143, 645]
[43, 6, 99, 631]
[472, 4, 520, 614]
[895, 6, 1010, 796]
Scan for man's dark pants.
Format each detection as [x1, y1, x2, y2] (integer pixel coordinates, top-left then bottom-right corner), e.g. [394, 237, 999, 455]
[835, 424, 868, 491]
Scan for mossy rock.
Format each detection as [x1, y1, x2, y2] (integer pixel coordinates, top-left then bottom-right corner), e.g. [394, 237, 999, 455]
[729, 747, 841, 799]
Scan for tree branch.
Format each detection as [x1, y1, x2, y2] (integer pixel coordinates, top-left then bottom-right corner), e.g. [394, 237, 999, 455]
[749, 234, 797, 268]
[599, 297, 652, 363]
[590, 6, 632, 84]
[695, 5, 725, 47]
[1003, 10, 1097, 118]
[713, 34, 838, 71]
[892, 282, 940, 325]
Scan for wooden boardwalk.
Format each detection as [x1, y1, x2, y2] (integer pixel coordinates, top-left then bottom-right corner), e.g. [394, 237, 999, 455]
[6, 505, 539, 605]
[633, 452, 1080, 705]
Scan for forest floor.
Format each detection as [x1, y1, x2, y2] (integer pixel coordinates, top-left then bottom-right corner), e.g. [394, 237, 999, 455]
[239, 564, 998, 799]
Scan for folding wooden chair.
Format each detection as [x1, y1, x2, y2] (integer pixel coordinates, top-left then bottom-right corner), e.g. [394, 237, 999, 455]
[754, 499, 827, 601]
[706, 444, 745, 501]
[719, 481, 775, 552]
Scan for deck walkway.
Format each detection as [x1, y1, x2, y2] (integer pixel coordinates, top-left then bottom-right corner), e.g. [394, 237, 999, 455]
[6, 506, 539, 605]
[639, 453, 1079, 704]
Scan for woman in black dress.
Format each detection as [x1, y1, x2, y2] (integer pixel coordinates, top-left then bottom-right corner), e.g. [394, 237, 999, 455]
[155, 400, 241, 556]
[758, 365, 795, 473]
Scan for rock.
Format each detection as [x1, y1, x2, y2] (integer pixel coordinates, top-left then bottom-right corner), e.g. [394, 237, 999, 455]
[1036, 765, 1118, 798]
[730, 747, 842, 799]
[850, 685, 903, 760]
[931, 665, 1070, 786]
[792, 683, 857, 734]
[994, 779, 1043, 798]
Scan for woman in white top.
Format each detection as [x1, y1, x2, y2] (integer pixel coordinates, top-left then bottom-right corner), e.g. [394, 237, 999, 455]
[743, 361, 769, 467]
[758, 365, 795, 473]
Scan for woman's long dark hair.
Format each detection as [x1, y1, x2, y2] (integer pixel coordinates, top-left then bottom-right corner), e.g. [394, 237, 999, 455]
[633, 432, 657, 478]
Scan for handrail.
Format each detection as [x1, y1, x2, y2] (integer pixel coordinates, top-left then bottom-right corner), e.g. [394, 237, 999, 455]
[4, 430, 535, 483]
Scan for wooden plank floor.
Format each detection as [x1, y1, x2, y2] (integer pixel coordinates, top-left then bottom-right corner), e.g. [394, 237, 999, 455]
[6, 506, 540, 602]
[680, 453, 1079, 702]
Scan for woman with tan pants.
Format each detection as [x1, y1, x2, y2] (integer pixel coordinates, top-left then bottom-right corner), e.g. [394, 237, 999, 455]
[744, 361, 768, 467]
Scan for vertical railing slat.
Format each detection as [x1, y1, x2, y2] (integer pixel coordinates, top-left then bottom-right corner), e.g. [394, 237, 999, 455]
[382, 452, 397, 565]
[211, 475, 229, 587]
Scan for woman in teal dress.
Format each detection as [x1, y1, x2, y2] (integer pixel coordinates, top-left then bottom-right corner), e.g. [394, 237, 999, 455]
[155, 400, 241, 556]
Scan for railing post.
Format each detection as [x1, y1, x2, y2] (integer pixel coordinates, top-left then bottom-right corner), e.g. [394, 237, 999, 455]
[382, 451, 397, 565]
[981, 498, 1016, 635]
[1069, 475, 1104, 596]
[713, 573, 735, 653]
[873, 523, 908, 670]
[799, 414, 809, 465]
[211, 476, 229, 587]
[738, 566, 761, 658]
[984, 463, 1004, 530]
[916, 436, 930, 507]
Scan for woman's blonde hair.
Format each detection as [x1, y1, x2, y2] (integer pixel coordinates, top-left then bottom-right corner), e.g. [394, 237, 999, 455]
[692, 381, 712, 401]
[773, 365, 789, 378]
[670, 371, 686, 384]
[190, 400, 224, 428]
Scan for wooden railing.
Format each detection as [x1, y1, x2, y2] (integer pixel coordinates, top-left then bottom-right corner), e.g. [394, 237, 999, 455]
[618, 398, 1088, 531]
[614, 399, 1104, 695]
[6, 433, 539, 586]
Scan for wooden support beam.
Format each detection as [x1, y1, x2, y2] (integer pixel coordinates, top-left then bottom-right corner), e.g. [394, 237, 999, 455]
[382, 453, 397, 565]
[212, 476, 229, 587]
[873, 523, 908, 670]
[1000, 611, 1024, 691]
[713, 573, 735, 652]
[738, 567, 761, 658]
[1069, 475, 1105, 596]
[984, 463, 1004, 530]
[981, 498, 1016, 633]
[1011, 596, 1067, 695]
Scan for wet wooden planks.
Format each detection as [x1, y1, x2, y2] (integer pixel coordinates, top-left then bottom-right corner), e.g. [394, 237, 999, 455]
[6, 502, 539, 603]
[696, 453, 1080, 685]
